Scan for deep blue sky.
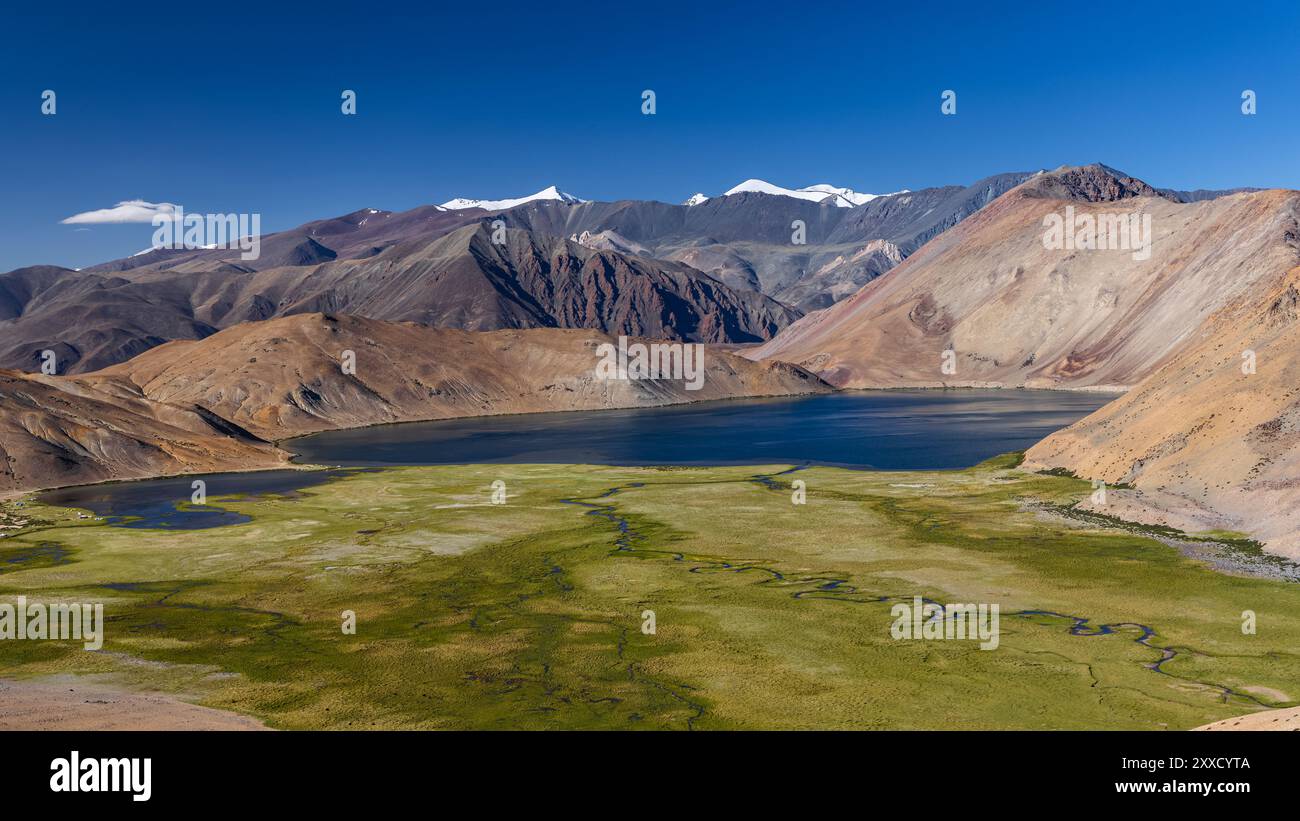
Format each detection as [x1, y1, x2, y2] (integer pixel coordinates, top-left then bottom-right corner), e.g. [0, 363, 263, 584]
[2, 0, 1298, 270]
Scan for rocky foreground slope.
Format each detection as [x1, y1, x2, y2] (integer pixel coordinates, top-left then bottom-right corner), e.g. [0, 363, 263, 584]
[0, 368, 284, 495]
[1024, 262, 1300, 557]
[0, 313, 828, 493]
[751, 166, 1300, 392]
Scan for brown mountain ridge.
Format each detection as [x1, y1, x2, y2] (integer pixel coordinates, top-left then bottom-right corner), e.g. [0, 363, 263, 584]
[0, 224, 799, 375]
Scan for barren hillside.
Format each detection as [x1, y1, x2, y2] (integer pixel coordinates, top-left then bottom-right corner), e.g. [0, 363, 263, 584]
[752, 166, 1300, 392]
[1025, 263, 1300, 557]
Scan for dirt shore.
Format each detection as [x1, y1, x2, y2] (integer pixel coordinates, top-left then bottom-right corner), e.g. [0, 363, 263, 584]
[0, 676, 268, 731]
[1195, 706, 1300, 731]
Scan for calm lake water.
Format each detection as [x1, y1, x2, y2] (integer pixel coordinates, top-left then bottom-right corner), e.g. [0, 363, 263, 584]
[37, 469, 357, 530]
[289, 390, 1114, 470]
[38, 390, 1115, 529]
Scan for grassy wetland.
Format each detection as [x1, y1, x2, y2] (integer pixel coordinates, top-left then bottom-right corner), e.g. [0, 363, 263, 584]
[2, 454, 1297, 729]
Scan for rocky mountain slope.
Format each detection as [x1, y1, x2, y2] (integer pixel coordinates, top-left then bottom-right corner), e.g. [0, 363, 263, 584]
[0, 224, 799, 374]
[497, 172, 1036, 310]
[1024, 259, 1300, 557]
[0, 368, 285, 495]
[109, 313, 828, 439]
[751, 165, 1300, 392]
[236, 224, 800, 343]
[1, 313, 828, 493]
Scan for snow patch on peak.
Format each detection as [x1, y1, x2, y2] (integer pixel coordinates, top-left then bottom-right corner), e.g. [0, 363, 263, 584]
[440, 185, 586, 211]
[683, 193, 709, 206]
[723, 179, 815, 199]
[799, 183, 911, 206]
[719, 179, 908, 208]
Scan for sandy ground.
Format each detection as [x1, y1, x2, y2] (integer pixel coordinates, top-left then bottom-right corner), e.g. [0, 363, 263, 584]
[1075, 488, 1234, 540]
[0, 676, 268, 731]
[1195, 706, 1300, 731]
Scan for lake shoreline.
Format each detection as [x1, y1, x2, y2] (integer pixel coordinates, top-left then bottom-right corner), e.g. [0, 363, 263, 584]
[9, 387, 1118, 502]
[271, 383, 1129, 447]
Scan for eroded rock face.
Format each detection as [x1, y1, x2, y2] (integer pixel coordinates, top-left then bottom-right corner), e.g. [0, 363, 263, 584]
[1018, 163, 1163, 202]
[1024, 263, 1300, 558]
[0, 224, 800, 375]
[504, 172, 1036, 312]
[0, 369, 286, 495]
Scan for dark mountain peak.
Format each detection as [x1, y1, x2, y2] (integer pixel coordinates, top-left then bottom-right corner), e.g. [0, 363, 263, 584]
[277, 237, 338, 267]
[1156, 186, 1268, 203]
[0, 264, 79, 280]
[1020, 164, 1167, 202]
[302, 208, 394, 236]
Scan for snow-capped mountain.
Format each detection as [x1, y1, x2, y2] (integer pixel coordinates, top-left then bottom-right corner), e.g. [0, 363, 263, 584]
[440, 185, 585, 211]
[683, 193, 710, 206]
[798, 184, 901, 206]
[719, 179, 909, 208]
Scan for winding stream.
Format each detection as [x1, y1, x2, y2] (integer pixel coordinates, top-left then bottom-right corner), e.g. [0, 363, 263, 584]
[560, 468, 1275, 714]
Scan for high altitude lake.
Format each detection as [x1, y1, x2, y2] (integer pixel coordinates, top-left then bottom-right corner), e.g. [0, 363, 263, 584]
[289, 390, 1116, 470]
[39, 390, 1115, 528]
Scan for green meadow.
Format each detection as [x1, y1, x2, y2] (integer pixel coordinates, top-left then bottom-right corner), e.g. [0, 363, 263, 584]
[1, 455, 1297, 729]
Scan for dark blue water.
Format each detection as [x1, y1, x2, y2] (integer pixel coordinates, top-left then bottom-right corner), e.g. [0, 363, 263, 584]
[38, 391, 1114, 529]
[288, 390, 1114, 470]
[37, 469, 355, 530]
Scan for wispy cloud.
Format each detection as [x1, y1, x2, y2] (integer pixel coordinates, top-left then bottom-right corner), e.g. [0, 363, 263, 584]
[61, 200, 180, 225]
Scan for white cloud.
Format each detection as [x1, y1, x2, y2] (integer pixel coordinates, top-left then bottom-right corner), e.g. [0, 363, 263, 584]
[61, 200, 181, 225]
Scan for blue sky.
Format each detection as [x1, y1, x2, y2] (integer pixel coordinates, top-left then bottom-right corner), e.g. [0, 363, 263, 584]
[2, 0, 1298, 270]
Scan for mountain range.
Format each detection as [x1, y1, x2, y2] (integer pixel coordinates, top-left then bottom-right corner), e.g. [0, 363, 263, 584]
[0, 223, 798, 374]
[1, 171, 1045, 375]
[487, 172, 1037, 311]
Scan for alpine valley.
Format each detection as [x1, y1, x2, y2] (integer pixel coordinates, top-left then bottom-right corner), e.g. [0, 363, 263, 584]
[3, 163, 1298, 733]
